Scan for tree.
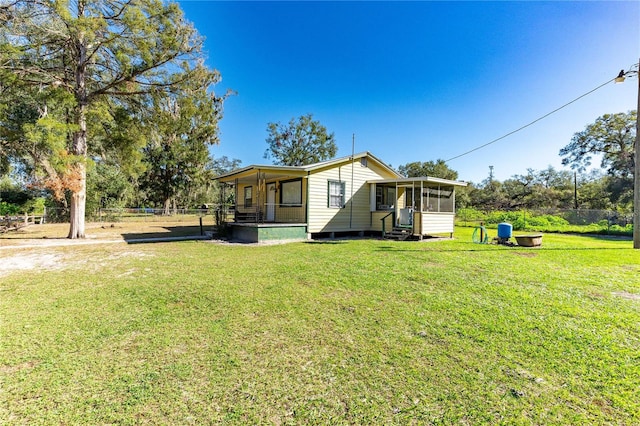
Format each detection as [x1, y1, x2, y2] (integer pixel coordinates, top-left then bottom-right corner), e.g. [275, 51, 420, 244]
[0, 170, 45, 215]
[575, 170, 615, 210]
[469, 178, 511, 210]
[211, 156, 242, 176]
[398, 159, 459, 180]
[0, 79, 77, 206]
[560, 111, 637, 207]
[138, 74, 223, 213]
[0, 0, 215, 238]
[86, 161, 134, 213]
[264, 114, 337, 166]
[560, 111, 637, 178]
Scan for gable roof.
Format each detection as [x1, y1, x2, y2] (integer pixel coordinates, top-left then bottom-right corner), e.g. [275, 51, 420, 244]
[213, 151, 402, 182]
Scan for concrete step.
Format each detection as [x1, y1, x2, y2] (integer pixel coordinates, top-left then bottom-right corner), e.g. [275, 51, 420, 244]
[384, 227, 413, 241]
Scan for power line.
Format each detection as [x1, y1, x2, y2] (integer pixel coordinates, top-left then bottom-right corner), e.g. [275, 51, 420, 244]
[444, 76, 617, 163]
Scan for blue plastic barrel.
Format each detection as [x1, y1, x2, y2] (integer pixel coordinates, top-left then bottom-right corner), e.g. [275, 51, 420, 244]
[497, 222, 513, 239]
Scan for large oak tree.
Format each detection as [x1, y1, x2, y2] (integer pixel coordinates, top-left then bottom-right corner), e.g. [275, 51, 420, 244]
[560, 111, 637, 178]
[0, 0, 215, 238]
[398, 159, 459, 180]
[560, 111, 637, 207]
[264, 114, 337, 166]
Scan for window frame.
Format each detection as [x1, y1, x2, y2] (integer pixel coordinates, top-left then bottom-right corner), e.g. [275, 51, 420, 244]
[375, 185, 396, 210]
[279, 178, 303, 207]
[244, 186, 253, 208]
[327, 180, 346, 209]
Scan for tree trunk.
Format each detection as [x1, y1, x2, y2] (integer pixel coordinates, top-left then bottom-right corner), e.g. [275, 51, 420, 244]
[68, 162, 86, 238]
[69, 24, 88, 239]
[68, 108, 87, 238]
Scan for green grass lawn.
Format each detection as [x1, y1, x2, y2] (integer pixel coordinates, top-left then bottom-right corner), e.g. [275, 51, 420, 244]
[1, 228, 639, 424]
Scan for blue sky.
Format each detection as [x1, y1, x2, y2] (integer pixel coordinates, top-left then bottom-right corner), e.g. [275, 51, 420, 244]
[178, 1, 639, 183]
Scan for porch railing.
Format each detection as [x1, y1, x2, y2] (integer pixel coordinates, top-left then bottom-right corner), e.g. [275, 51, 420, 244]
[233, 204, 306, 224]
[380, 211, 395, 237]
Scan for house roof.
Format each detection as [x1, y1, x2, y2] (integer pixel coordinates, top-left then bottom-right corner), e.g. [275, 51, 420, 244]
[213, 151, 402, 182]
[369, 176, 468, 187]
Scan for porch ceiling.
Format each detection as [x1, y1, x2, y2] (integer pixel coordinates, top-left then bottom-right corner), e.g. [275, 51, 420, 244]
[220, 170, 306, 185]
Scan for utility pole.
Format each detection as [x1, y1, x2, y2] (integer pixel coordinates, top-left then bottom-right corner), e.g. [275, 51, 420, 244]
[349, 133, 355, 229]
[615, 61, 640, 248]
[635, 64, 640, 249]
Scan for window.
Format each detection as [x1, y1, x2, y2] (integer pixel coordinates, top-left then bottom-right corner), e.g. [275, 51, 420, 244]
[280, 179, 302, 206]
[328, 180, 345, 208]
[376, 185, 396, 210]
[244, 186, 252, 208]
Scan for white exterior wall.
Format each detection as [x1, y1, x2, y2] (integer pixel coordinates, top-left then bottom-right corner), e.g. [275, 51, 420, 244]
[420, 212, 455, 234]
[307, 160, 396, 233]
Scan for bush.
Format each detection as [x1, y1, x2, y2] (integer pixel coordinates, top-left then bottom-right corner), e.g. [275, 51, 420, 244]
[456, 208, 487, 223]
[456, 209, 632, 236]
[525, 215, 569, 228]
[0, 201, 20, 216]
[0, 185, 47, 215]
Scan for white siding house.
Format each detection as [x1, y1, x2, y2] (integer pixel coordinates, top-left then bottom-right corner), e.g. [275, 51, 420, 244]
[213, 152, 466, 242]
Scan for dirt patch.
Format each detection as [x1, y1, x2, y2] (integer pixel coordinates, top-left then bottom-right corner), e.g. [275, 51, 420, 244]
[0, 249, 153, 277]
[612, 291, 640, 300]
[0, 220, 214, 246]
[0, 360, 39, 374]
[621, 265, 640, 272]
[587, 292, 606, 299]
[0, 253, 64, 277]
[513, 252, 538, 258]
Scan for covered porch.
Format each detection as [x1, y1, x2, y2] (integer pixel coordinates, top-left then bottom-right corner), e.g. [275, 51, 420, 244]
[215, 166, 309, 242]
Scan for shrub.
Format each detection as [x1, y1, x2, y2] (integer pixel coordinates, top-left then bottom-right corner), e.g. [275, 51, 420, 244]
[456, 208, 487, 223]
[0, 201, 20, 216]
[456, 209, 632, 236]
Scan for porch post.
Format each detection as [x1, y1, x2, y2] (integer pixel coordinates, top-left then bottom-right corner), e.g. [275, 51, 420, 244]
[411, 181, 416, 235]
[452, 186, 456, 214]
[395, 181, 399, 226]
[305, 172, 311, 238]
[234, 178, 239, 218]
[256, 170, 261, 222]
[452, 186, 456, 238]
[426, 183, 430, 211]
[411, 182, 415, 209]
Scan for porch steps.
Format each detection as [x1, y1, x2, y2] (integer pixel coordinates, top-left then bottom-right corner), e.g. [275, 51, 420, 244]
[383, 226, 413, 241]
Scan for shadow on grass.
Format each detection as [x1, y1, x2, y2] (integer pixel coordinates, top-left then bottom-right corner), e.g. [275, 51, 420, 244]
[375, 233, 635, 252]
[375, 245, 635, 253]
[304, 240, 347, 245]
[121, 225, 214, 244]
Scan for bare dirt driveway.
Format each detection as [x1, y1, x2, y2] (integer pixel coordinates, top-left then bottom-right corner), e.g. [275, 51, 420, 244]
[0, 221, 212, 277]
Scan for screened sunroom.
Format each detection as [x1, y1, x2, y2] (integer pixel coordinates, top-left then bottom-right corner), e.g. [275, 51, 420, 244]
[369, 177, 466, 238]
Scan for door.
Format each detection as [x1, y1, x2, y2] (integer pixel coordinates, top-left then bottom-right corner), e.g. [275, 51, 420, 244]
[266, 183, 276, 221]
